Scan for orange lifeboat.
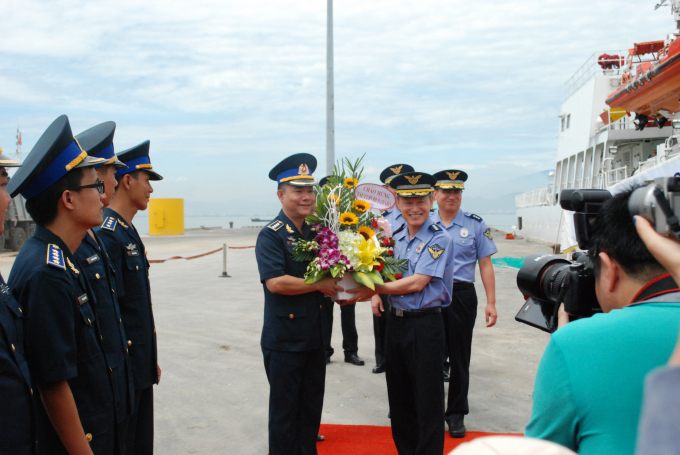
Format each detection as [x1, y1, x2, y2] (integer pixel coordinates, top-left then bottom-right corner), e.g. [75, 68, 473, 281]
[606, 39, 680, 118]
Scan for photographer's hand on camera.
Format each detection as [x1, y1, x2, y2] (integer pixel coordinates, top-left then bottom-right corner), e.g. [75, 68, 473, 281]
[557, 303, 570, 329]
[634, 215, 680, 286]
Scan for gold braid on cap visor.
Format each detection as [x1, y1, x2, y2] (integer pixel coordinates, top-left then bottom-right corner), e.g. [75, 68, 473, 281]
[435, 182, 465, 189]
[395, 188, 434, 196]
[65, 151, 87, 171]
[280, 175, 315, 183]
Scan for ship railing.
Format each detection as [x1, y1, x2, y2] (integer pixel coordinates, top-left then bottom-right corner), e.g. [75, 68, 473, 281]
[566, 50, 628, 99]
[515, 187, 553, 209]
[603, 166, 628, 188]
[596, 115, 637, 134]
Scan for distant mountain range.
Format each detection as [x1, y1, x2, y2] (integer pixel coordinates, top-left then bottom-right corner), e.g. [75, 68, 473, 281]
[462, 169, 552, 214]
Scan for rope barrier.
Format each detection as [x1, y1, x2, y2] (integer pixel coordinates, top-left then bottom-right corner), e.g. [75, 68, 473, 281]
[148, 245, 255, 264]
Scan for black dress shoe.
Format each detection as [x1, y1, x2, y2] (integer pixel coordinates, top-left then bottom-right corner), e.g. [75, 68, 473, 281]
[443, 370, 450, 382]
[372, 364, 386, 374]
[316, 434, 325, 442]
[448, 416, 466, 438]
[344, 354, 365, 366]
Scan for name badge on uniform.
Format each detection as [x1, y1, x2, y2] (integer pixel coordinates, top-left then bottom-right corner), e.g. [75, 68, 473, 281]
[77, 294, 89, 306]
[415, 241, 425, 254]
[86, 254, 101, 264]
[460, 228, 469, 238]
[126, 244, 140, 256]
[127, 250, 140, 257]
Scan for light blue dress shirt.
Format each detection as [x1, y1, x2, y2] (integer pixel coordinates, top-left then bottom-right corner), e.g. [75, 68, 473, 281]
[430, 209, 498, 283]
[382, 206, 404, 233]
[388, 217, 454, 310]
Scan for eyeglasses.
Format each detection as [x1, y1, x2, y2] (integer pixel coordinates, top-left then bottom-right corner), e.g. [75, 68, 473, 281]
[70, 180, 105, 194]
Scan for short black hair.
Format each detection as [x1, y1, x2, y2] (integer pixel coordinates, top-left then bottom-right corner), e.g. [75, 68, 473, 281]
[115, 170, 141, 184]
[588, 188, 665, 282]
[25, 167, 86, 227]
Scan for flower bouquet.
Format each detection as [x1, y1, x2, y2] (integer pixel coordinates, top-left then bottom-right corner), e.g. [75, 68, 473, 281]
[292, 156, 408, 299]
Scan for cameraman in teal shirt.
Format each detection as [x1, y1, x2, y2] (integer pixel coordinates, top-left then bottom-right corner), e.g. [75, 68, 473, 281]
[526, 189, 680, 455]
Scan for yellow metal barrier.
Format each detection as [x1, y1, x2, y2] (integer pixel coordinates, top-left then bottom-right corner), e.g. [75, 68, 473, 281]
[149, 198, 184, 236]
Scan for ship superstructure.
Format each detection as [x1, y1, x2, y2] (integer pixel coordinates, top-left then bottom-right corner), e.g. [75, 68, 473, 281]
[516, 47, 680, 250]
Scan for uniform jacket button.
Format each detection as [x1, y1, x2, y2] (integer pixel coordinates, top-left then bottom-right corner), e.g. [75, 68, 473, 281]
[30, 388, 33, 395]
[86, 433, 93, 442]
[128, 340, 132, 346]
[136, 265, 139, 271]
[95, 273, 100, 279]
[289, 314, 294, 319]
[18, 307, 22, 314]
[11, 344, 15, 352]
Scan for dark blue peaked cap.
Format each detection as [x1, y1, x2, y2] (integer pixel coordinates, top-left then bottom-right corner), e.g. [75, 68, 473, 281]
[389, 171, 436, 197]
[268, 153, 317, 186]
[76, 121, 128, 169]
[7, 115, 106, 199]
[380, 164, 414, 184]
[115, 141, 163, 181]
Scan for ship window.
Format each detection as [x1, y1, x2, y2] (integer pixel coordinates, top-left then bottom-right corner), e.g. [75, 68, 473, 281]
[561, 117, 566, 132]
[566, 114, 571, 129]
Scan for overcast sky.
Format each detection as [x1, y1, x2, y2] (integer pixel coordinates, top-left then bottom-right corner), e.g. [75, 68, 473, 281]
[0, 0, 671, 215]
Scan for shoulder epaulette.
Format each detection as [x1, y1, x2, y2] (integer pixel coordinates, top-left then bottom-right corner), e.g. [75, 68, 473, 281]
[267, 220, 284, 231]
[101, 217, 117, 231]
[392, 223, 406, 236]
[46, 244, 66, 270]
[467, 213, 483, 222]
[382, 209, 391, 216]
[117, 218, 129, 229]
[429, 224, 442, 232]
[430, 208, 435, 213]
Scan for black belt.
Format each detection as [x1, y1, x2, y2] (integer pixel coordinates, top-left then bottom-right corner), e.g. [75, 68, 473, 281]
[389, 307, 441, 318]
[453, 282, 474, 290]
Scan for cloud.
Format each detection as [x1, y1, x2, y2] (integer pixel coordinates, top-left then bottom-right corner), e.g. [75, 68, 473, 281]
[0, 0, 671, 214]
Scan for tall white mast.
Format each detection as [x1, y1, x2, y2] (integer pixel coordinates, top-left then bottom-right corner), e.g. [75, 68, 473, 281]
[15, 127, 23, 163]
[326, 0, 335, 176]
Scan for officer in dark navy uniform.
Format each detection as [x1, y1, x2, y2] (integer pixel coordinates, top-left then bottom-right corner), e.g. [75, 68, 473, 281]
[74, 122, 135, 451]
[431, 169, 498, 438]
[346, 172, 454, 454]
[372, 164, 413, 374]
[318, 175, 364, 366]
[7, 115, 117, 454]
[256, 154, 342, 455]
[0, 149, 35, 455]
[95, 141, 162, 455]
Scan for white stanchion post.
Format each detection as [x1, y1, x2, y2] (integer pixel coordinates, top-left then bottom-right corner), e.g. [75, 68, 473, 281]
[219, 243, 231, 278]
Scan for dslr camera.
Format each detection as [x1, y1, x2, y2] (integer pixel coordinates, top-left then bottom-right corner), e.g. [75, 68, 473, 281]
[515, 189, 610, 333]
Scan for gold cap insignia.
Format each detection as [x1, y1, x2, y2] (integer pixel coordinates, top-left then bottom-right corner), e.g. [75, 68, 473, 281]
[299, 164, 310, 176]
[390, 165, 403, 175]
[446, 171, 461, 180]
[405, 175, 422, 185]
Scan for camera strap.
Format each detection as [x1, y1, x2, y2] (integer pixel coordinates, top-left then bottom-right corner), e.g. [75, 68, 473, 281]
[631, 273, 680, 304]
[653, 186, 680, 241]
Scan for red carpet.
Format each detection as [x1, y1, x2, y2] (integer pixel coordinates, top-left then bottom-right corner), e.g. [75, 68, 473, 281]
[316, 424, 523, 454]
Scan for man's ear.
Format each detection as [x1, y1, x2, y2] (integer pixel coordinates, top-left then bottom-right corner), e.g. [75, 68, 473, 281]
[122, 174, 133, 191]
[599, 252, 619, 293]
[277, 189, 285, 203]
[61, 190, 76, 212]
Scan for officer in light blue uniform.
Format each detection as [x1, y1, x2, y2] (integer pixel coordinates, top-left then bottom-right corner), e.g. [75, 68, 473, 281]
[347, 171, 454, 454]
[431, 169, 498, 439]
[372, 163, 414, 374]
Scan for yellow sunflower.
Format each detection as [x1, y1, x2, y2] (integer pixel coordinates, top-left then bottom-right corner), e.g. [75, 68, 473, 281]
[327, 193, 340, 205]
[344, 177, 358, 189]
[339, 212, 359, 225]
[358, 226, 375, 240]
[353, 199, 370, 212]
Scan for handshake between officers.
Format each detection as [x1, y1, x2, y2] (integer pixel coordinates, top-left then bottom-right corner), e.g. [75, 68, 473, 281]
[1, 115, 162, 455]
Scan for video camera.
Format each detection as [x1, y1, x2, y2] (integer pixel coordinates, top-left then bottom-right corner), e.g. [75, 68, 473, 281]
[629, 177, 680, 241]
[515, 189, 610, 333]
